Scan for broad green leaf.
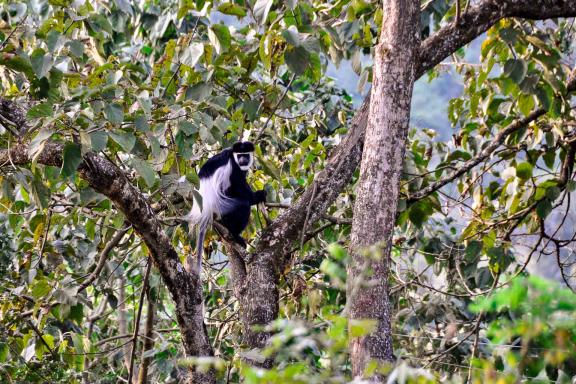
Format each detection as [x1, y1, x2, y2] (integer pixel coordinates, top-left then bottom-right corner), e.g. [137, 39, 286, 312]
[282, 26, 301, 46]
[27, 102, 53, 118]
[518, 94, 534, 116]
[209, 25, 231, 53]
[31, 279, 51, 298]
[217, 3, 247, 17]
[0, 343, 8, 362]
[131, 158, 156, 187]
[30, 48, 53, 79]
[284, 46, 310, 75]
[186, 82, 213, 101]
[503, 59, 527, 84]
[90, 131, 108, 152]
[109, 131, 136, 153]
[180, 42, 204, 67]
[104, 103, 124, 124]
[253, 0, 272, 25]
[465, 240, 483, 261]
[515, 162, 533, 180]
[61, 143, 83, 178]
[134, 115, 150, 132]
[179, 120, 198, 135]
[67, 40, 85, 57]
[46, 30, 64, 51]
[536, 198, 552, 219]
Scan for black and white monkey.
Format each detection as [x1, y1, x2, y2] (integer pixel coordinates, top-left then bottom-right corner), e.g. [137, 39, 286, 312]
[188, 141, 266, 272]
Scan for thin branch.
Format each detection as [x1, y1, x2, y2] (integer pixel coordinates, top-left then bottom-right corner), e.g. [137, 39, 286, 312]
[408, 73, 576, 203]
[254, 73, 297, 141]
[137, 280, 155, 384]
[128, 259, 152, 384]
[0, 15, 28, 50]
[78, 225, 131, 292]
[27, 319, 57, 359]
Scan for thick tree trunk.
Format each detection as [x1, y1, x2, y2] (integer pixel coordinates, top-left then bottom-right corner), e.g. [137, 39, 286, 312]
[347, 0, 420, 380]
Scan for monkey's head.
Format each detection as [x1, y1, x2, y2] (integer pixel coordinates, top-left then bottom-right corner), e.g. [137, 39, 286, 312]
[232, 141, 255, 171]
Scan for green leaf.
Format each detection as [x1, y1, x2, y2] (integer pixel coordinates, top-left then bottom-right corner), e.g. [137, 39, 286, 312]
[30, 48, 53, 79]
[284, 46, 310, 75]
[185, 82, 213, 101]
[536, 198, 552, 219]
[545, 186, 561, 201]
[253, 0, 272, 25]
[180, 42, 204, 67]
[109, 131, 136, 153]
[543, 150, 555, 169]
[134, 115, 150, 132]
[518, 94, 534, 116]
[408, 203, 428, 228]
[503, 59, 527, 84]
[282, 26, 301, 46]
[0, 343, 8, 362]
[217, 3, 247, 17]
[27, 102, 53, 118]
[179, 120, 198, 135]
[67, 40, 85, 57]
[61, 143, 83, 178]
[465, 240, 483, 261]
[69, 304, 84, 324]
[131, 158, 156, 187]
[104, 103, 124, 124]
[90, 131, 108, 152]
[46, 30, 64, 51]
[209, 25, 231, 53]
[516, 162, 533, 180]
[31, 279, 51, 299]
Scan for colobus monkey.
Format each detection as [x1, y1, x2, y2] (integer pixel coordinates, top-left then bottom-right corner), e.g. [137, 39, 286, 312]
[188, 141, 266, 273]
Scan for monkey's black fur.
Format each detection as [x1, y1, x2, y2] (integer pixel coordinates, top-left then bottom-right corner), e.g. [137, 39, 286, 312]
[197, 141, 266, 247]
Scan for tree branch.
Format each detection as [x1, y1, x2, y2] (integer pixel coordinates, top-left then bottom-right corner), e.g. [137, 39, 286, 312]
[78, 225, 131, 293]
[0, 133, 213, 384]
[407, 72, 576, 203]
[419, 0, 576, 78]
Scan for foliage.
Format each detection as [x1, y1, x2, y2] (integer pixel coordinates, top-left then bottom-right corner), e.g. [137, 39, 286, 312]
[468, 276, 576, 383]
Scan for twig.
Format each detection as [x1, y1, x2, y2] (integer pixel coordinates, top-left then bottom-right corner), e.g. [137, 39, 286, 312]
[127, 259, 152, 384]
[254, 73, 297, 141]
[455, 0, 461, 25]
[78, 225, 131, 292]
[0, 15, 28, 50]
[136, 285, 155, 384]
[300, 183, 317, 250]
[35, 209, 53, 268]
[27, 319, 57, 359]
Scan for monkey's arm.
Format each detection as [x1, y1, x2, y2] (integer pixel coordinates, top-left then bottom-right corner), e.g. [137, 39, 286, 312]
[250, 189, 267, 205]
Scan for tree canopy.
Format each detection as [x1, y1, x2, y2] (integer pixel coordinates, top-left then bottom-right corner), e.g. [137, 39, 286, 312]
[0, 0, 575, 383]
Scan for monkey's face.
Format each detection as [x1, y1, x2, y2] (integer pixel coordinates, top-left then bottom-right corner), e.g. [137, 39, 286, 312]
[233, 152, 254, 171]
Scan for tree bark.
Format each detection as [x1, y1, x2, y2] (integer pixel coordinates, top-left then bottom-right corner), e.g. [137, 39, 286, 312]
[347, 0, 420, 380]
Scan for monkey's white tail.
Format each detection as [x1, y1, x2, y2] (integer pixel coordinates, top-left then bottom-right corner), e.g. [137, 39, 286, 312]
[187, 161, 233, 273]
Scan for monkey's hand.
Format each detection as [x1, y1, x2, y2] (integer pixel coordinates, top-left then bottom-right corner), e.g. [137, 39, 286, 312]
[254, 189, 267, 204]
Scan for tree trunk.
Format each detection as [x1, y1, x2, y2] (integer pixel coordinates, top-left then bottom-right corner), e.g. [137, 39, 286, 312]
[347, 0, 420, 380]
